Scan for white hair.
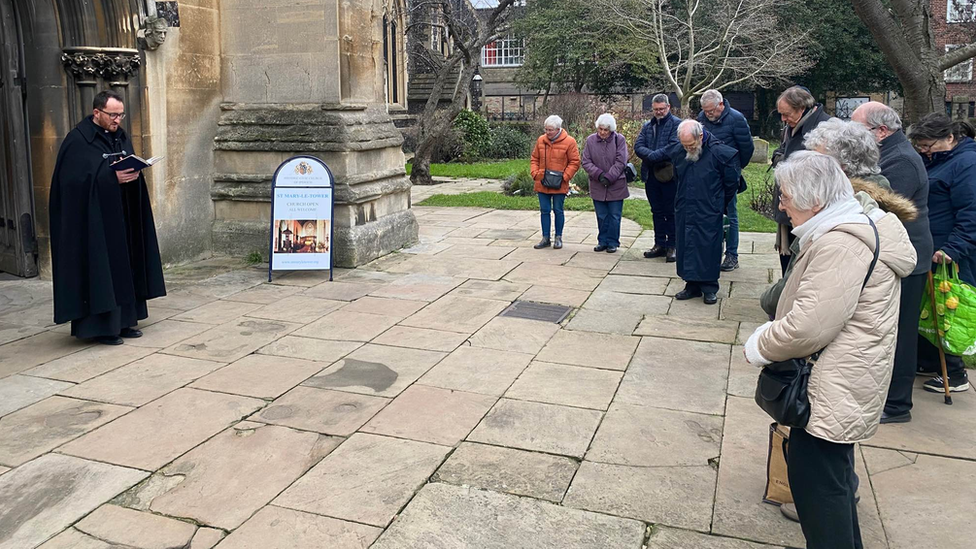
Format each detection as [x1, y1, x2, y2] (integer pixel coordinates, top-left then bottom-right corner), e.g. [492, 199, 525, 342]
[544, 115, 563, 130]
[678, 119, 703, 139]
[775, 151, 853, 211]
[595, 113, 617, 132]
[858, 103, 903, 132]
[701, 89, 723, 108]
[804, 118, 881, 177]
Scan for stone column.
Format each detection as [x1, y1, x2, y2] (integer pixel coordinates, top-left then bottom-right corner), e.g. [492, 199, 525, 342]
[213, 0, 417, 267]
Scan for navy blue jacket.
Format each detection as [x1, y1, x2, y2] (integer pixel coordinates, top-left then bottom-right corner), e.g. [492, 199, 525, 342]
[669, 132, 742, 282]
[634, 113, 681, 183]
[925, 137, 976, 285]
[698, 99, 754, 192]
[879, 130, 933, 276]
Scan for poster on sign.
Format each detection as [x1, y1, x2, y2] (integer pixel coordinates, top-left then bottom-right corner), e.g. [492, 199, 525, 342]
[269, 156, 335, 281]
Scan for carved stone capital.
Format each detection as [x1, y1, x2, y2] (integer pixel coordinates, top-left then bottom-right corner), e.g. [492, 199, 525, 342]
[61, 49, 141, 80]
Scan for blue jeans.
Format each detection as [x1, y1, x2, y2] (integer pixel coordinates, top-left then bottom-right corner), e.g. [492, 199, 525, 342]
[538, 193, 566, 238]
[593, 199, 623, 247]
[725, 198, 739, 257]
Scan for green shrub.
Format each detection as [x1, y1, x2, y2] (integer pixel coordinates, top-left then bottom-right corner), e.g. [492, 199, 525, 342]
[571, 168, 589, 195]
[453, 109, 492, 160]
[431, 128, 465, 163]
[502, 170, 536, 196]
[486, 125, 533, 159]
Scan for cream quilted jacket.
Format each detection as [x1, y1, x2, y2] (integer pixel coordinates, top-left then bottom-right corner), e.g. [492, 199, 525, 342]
[756, 213, 917, 443]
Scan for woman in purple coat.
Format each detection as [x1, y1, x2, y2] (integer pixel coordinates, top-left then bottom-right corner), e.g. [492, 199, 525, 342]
[582, 114, 631, 253]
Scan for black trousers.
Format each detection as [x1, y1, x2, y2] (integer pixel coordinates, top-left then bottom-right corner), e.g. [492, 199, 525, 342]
[917, 334, 967, 381]
[788, 428, 862, 549]
[683, 280, 720, 294]
[885, 273, 926, 415]
[646, 180, 676, 246]
[779, 229, 796, 276]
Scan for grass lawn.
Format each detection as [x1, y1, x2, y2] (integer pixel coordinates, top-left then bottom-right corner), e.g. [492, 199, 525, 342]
[406, 159, 529, 179]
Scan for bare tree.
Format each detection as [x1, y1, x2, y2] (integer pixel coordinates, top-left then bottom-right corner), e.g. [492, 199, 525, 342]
[594, 0, 813, 115]
[851, 0, 976, 123]
[406, 0, 519, 186]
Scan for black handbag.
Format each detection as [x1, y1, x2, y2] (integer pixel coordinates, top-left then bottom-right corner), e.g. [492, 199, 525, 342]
[542, 169, 564, 189]
[755, 216, 880, 428]
[625, 163, 637, 183]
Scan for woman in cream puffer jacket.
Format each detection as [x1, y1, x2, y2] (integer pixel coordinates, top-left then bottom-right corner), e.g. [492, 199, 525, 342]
[744, 151, 916, 549]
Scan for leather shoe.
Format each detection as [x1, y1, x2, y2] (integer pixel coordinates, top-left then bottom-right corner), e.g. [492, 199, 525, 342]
[643, 245, 666, 258]
[553, 236, 563, 250]
[675, 289, 702, 300]
[703, 293, 718, 305]
[95, 335, 124, 345]
[120, 327, 143, 338]
[880, 411, 911, 424]
[606, 246, 617, 253]
[534, 238, 551, 249]
[780, 503, 799, 522]
[666, 247, 677, 263]
[593, 245, 608, 252]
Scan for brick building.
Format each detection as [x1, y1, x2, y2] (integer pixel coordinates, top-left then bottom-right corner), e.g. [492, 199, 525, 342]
[934, 0, 976, 117]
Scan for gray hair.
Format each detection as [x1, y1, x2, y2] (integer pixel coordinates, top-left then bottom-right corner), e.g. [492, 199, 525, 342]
[804, 119, 881, 177]
[678, 119, 703, 139]
[701, 89, 723, 108]
[858, 103, 903, 132]
[595, 113, 617, 132]
[778, 86, 816, 111]
[775, 151, 853, 211]
[652, 93, 670, 105]
[544, 115, 563, 130]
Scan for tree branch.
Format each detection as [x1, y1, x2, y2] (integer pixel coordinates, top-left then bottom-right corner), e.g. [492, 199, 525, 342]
[939, 42, 976, 71]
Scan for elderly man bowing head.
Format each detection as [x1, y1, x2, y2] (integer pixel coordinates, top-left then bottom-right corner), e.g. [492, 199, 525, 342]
[669, 120, 742, 304]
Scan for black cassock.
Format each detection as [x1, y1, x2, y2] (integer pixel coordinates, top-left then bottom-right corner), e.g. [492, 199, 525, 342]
[49, 116, 166, 338]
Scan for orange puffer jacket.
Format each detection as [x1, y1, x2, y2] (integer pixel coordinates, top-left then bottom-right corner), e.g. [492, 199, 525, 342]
[530, 130, 581, 194]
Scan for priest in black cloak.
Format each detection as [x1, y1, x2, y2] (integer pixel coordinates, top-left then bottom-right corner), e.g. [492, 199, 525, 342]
[49, 90, 166, 345]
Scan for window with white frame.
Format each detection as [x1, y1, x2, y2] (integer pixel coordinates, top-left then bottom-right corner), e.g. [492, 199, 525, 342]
[482, 37, 525, 67]
[947, 0, 975, 23]
[945, 45, 974, 83]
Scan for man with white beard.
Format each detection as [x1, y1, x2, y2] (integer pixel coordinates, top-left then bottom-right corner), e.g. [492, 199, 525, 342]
[669, 120, 742, 304]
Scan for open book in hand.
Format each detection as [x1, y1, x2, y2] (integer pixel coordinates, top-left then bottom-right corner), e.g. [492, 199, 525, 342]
[111, 154, 163, 172]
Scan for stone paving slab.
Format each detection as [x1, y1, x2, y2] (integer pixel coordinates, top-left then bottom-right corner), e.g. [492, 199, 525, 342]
[635, 315, 739, 344]
[468, 398, 603, 458]
[371, 325, 468, 352]
[140, 422, 339, 530]
[468, 316, 560, 355]
[274, 433, 451, 527]
[448, 279, 529, 301]
[503, 247, 575, 265]
[721, 298, 772, 323]
[61, 388, 264, 471]
[362, 385, 497, 446]
[243, 295, 345, 323]
[0, 453, 147, 549]
[164, 318, 301, 363]
[536, 330, 640, 371]
[292, 309, 400, 342]
[0, 375, 73, 417]
[582, 289, 673, 316]
[256, 335, 362, 363]
[401, 295, 510, 334]
[615, 337, 730, 415]
[565, 307, 644, 335]
[302, 280, 382, 301]
[0, 322, 45, 346]
[340, 296, 427, 320]
[121, 319, 208, 349]
[388, 255, 521, 280]
[564, 461, 717, 532]
[252, 386, 388, 436]
[74, 504, 197, 549]
[518, 284, 592, 307]
[586, 404, 722, 467]
[433, 442, 579, 502]
[597, 274, 671, 295]
[216, 505, 382, 549]
[222, 283, 302, 305]
[190, 354, 325, 399]
[0, 396, 131, 467]
[171, 300, 264, 325]
[368, 273, 465, 302]
[304, 344, 446, 398]
[23, 344, 157, 383]
[59, 354, 225, 407]
[372, 483, 645, 549]
[504, 263, 604, 291]
[418, 346, 533, 396]
[505, 361, 623, 410]
[36, 528, 114, 548]
[0, 331, 91, 378]
[646, 527, 784, 549]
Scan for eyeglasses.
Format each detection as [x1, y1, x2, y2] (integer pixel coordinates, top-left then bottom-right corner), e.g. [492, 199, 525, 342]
[914, 140, 937, 152]
[98, 110, 126, 121]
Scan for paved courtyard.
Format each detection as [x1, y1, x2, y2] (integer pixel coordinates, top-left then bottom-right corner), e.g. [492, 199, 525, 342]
[1, 191, 974, 548]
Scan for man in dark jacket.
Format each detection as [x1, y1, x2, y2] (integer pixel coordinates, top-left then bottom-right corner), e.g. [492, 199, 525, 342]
[698, 89, 754, 272]
[772, 86, 833, 274]
[670, 120, 741, 304]
[853, 102, 934, 423]
[49, 90, 166, 345]
[634, 94, 681, 262]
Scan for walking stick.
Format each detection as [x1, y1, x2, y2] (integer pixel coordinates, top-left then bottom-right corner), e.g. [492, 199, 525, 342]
[926, 268, 953, 405]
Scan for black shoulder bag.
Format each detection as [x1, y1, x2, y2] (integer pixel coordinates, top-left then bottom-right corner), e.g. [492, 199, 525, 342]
[755, 216, 880, 428]
[541, 141, 564, 189]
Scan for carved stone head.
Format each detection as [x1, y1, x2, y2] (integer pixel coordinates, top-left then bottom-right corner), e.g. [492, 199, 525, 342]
[142, 15, 169, 50]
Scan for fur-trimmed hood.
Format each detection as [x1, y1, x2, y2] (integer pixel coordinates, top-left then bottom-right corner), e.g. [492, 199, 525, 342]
[850, 176, 918, 223]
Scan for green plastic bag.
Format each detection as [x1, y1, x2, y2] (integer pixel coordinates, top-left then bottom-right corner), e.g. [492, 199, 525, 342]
[919, 261, 976, 356]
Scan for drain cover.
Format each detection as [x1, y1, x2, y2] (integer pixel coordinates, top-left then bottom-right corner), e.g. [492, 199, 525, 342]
[499, 300, 573, 323]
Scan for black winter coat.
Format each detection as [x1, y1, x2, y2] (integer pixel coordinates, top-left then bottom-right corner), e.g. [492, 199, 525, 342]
[772, 104, 833, 225]
[697, 99, 754, 192]
[879, 130, 933, 276]
[634, 114, 681, 183]
[925, 137, 976, 285]
[49, 117, 166, 324]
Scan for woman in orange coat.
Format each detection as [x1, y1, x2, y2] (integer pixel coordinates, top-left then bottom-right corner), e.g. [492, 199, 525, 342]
[530, 115, 581, 250]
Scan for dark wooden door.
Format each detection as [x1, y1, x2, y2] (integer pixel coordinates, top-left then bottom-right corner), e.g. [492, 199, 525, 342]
[0, 0, 37, 277]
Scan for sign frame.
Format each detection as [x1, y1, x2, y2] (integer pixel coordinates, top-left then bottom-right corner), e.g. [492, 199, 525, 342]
[268, 155, 336, 283]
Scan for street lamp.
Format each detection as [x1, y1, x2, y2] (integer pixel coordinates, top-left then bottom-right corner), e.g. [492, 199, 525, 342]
[471, 71, 484, 112]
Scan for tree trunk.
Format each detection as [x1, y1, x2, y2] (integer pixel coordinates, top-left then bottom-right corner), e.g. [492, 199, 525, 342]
[902, 71, 948, 125]
[410, 152, 434, 186]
